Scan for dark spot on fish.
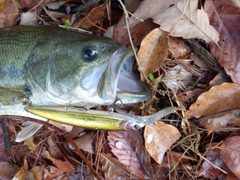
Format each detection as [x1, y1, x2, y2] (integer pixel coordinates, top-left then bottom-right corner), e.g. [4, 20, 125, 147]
[0, 65, 24, 78]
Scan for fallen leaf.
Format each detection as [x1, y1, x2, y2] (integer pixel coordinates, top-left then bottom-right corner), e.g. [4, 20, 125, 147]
[168, 37, 192, 58]
[108, 131, 154, 179]
[73, 2, 106, 28]
[124, 0, 142, 12]
[41, 147, 75, 173]
[198, 144, 225, 178]
[0, 162, 19, 179]
[13, 158, 43, 180]
[154, 0, 219, 43]
[100, 153, 136, 179]
[19, 0, 37, 9]
[46, 137, 64, 160]
[44, 166, 63, 180]
[137, 28, 168, 81]
[0, 0, 19, 28]
[177, 88, 206, 107]
[225, 0, 240, 6]
[162, 64, 196, 94]
[24, 136, 35, 150]
[209, 72, 232, 87]
[187, 83, 240, 118]
[144, 121, 181, 164]
[20, 12, 37, 26]
[204, 0, 240, 85]
[29, 166, 44, 180]
[46, 1, 65, 10]
[73, 131, 94, 153]
[220, 136, 240, 178]
[129, 0, 180, 27]
[106, 18, 159, 46]
[200, 109, 240, 133]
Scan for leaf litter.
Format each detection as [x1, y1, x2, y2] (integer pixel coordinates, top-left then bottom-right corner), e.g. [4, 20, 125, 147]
[0, 0, 240, 179]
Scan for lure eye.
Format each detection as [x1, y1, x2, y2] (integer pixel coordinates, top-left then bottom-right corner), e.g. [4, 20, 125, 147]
[82, 48, 98, 61]
[132, 124, 141, 130]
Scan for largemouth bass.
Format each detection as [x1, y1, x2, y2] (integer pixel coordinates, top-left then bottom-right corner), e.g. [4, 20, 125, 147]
[0, 26, 152, 141]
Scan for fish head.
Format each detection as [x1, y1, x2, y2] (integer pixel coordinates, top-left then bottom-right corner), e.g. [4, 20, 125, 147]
[26, 31, 151, 105]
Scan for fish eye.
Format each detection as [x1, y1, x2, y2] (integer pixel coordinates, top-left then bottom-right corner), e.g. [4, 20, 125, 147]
[82, 48, 98, 61]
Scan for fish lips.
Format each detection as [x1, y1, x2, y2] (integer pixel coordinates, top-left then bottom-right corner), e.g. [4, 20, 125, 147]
[97, 47, 152, 104]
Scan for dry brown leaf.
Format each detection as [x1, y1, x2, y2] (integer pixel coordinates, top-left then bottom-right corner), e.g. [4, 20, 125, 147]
[100, 153, 136, 179]
[144, 121, 181, 164]
[0, 162, 19, 179]
[162, 64, 196, 94]
[205, 0, 240, 85]
[42, 148, 75, 173]
[108, 131, 154, 179]
[225, 0, 240, 6]
[137, 28, 168, 81]
[187, 83, 240, 118]
[13, 158, 42, 180]
[46, 1, 65, 10]
[29, 166, 44, 180]
[124, 0, 142, 12]
[177, 88, 206, 107]
[220, 136, 240, 178]
[201, 109, 240, 133]
[46, 137, 64, 160]
[44, 166, 63, 180]
[19, 0, 37, 9]
[209, 73, 232, 87]
[198, 144, 224, 178]
[24, 136, 36, 150]
[154, 0, 219, 43]
[107, 18, 159, 47]
[0, 0, 19, 28]
[168, 37, 192, 58]
[129, 0, 180, 27]
[73, 131, 94, 153]
[73, 2, 106, 28]
[20, 12, 37, 26]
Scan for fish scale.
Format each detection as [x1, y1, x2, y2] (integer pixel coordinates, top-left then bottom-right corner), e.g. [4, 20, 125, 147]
[0, 26, 54, 88]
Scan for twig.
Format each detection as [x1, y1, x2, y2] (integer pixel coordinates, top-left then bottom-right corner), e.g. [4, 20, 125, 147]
[117, 0, 150, 84]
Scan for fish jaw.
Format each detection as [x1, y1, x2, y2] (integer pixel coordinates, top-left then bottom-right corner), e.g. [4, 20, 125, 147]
[97, 47, 152, 104]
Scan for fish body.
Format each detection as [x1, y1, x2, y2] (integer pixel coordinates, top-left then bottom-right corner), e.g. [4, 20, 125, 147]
[0, 26, 151, 116]
[0, 26, 152, 141]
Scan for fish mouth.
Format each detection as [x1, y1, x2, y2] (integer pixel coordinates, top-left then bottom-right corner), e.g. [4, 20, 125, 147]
[98, 47, 152, 104]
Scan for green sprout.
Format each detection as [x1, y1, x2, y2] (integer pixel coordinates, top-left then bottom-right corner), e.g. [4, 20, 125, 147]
[148, 73, 155, 83]
[64, 20, 71, 27]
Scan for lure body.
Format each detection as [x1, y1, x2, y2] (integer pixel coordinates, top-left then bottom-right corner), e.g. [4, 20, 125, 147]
[26, 107, 144, 131]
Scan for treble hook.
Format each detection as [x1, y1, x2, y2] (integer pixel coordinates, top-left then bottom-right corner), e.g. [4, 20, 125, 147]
[65, 102, 87, 111]
[108, 97, 128, 114]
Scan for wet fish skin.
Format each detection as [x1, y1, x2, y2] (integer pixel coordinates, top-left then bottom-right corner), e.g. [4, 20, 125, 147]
[0, 26, 131, 106]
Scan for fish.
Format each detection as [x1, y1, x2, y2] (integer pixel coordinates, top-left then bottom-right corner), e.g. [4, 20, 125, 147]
[0, 26, 152, 141]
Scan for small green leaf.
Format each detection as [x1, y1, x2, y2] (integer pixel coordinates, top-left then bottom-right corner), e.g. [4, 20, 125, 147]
[148, 73, 155, 82]
[64, 20, 71, 26]
[139, 105, 145, 110]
